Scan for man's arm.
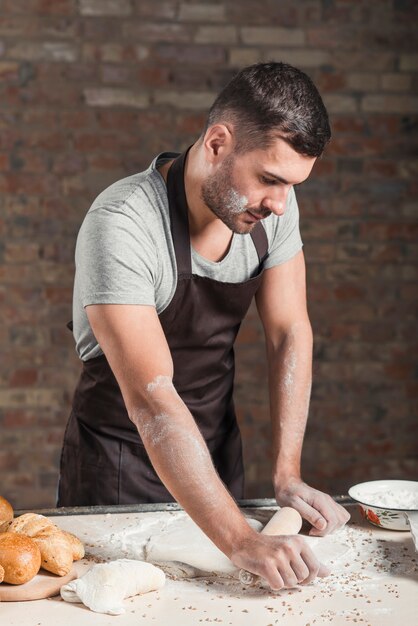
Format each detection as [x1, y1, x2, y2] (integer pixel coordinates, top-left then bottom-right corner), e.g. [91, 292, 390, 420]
[256, 250, 350, 536]
[86, 302, 330, 587]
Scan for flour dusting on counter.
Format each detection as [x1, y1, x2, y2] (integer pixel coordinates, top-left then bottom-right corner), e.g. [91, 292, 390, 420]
[12, 508, 410, 626]
[53, 509, 417, 588]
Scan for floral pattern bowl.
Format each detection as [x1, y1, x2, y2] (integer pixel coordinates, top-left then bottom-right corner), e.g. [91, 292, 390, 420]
[348, 479, 418, 531]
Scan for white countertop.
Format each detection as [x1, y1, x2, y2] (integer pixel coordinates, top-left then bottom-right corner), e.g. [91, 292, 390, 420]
[2, 506, 416, 626]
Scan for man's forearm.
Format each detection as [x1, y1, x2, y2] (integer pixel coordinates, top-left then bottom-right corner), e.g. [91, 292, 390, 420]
[268, 321, 313, 483]
[129, 376, 256, 559]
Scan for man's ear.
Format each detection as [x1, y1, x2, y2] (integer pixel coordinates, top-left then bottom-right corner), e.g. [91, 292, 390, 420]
[203, 123, 234, 162]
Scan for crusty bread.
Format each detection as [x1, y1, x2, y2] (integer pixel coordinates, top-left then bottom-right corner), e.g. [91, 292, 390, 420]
[0, 496, 13, 533]
[61, 530, 85, 561]
[0, 563, 4, 583]
[33, 527, 74, 576]
[8, 512, 55, 537]
[0, 532, 41, 584]
[6, 511, 85, 578]
[9, 514, 74, 576]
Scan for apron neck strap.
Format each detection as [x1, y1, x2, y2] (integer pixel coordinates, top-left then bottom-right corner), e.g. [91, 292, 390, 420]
[167, 147, 193, 277]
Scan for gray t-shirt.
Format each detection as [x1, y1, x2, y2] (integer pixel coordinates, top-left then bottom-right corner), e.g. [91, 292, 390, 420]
[73, 152, 303, 361]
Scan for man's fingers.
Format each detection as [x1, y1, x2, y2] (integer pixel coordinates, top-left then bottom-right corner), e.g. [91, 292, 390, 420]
[290, 496, 330, 533]
[310, 503, 351, 536]
[293, 494, 351, 536]
[289, 557, 310, 584]
[264, 565, 285, 591]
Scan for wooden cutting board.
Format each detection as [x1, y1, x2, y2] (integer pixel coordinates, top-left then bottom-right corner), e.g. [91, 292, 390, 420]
[0, 567, 77, 601]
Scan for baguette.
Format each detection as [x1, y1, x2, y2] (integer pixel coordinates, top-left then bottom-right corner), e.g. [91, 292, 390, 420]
[0, 532, 41, 584]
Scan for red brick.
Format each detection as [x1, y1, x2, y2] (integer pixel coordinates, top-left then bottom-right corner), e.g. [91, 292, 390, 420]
[0, 154, 9, 170]
[175, 112, 206, 135]
[136, 65, 171, 88]
[2, 0, 76, 15]
[0, 173, 56, 195]
[9, 369, 38, 387]
[316, 70, 347, 92]
[334, 284, 366, 301]
[87, 154, 122, 170]
[43, 286, 73, 304]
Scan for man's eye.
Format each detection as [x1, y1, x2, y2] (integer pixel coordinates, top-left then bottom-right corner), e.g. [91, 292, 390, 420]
[261, 177, 278, 185]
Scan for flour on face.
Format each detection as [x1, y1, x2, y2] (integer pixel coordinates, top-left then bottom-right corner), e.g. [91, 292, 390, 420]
[225, 188, 249, 215]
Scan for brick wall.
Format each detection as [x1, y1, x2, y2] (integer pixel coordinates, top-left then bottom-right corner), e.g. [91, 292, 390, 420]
[0, 0, 417, 509]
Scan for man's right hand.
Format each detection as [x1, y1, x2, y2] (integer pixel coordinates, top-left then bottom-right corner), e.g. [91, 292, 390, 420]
[230, 531, 331, 590]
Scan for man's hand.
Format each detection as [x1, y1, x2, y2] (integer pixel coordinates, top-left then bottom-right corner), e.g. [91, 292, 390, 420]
[230, 531, 330, 589]
[274, 476, 351, 537]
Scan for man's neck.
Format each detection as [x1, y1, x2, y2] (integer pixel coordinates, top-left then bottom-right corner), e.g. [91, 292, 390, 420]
[157, 144, 233, 262]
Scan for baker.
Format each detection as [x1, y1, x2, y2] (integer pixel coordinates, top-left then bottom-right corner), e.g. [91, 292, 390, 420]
[58, 62, 350, 589]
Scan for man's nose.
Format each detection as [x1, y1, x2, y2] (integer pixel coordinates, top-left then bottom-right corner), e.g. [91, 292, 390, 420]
[263, 188, 289, 216]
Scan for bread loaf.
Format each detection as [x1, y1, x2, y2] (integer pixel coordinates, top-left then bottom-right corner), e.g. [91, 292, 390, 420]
[9, 512, 84, 576]
[0, 563, 4, 583]
[0, 496, 13, 533]
[0, 532, 41, 584]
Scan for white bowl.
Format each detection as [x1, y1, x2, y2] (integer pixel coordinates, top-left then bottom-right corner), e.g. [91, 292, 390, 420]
[348, 479, 418, 531]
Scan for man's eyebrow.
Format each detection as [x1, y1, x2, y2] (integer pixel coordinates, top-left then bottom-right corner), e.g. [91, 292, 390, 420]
[262, 170, 291, 185]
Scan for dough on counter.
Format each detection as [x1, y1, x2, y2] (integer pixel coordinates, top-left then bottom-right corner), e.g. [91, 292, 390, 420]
[145, 517, 263, 575]
[302, 532, 354, 566]
[60, 559, 165, 615]
[58, 511, 352, 581]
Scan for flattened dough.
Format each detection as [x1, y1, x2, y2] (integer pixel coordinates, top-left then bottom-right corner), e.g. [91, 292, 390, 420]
[145, 517, 262, 574]
[61, 559, 165, 615]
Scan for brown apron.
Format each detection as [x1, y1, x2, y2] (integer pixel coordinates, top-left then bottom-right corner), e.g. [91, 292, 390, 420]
[57, 149, 268, 506]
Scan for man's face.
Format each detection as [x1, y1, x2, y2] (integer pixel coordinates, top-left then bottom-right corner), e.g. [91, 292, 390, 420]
[201, 137, 317, 234]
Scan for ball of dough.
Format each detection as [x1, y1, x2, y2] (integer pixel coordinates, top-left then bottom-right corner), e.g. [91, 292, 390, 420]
[0, 496, 13, 533]
[0, 532, 41, 584]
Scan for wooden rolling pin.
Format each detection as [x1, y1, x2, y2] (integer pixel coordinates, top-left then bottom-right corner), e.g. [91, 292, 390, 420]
[239, 506, 303, 585]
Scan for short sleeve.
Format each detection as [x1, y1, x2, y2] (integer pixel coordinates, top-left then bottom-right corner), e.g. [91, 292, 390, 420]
[75, 204, 157, 308]
[263, 187, 303, 269]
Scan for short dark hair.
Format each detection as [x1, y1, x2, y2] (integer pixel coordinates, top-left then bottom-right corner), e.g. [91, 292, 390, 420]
[204, 62, 331, 157]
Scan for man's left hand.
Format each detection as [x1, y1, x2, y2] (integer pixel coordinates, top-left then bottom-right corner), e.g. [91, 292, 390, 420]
[274, 476, 351, 536]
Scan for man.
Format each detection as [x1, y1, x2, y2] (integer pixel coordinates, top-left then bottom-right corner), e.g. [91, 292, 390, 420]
[58, 62, 350, 589]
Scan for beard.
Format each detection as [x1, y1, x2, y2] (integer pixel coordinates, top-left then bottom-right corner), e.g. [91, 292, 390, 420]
[201, 154, 271, 234]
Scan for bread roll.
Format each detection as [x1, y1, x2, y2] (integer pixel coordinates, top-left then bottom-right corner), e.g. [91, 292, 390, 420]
[61, 530, 85, 561]
[0, 563, 4, 583]
[0, 496, 13, 533]
[9, 513, 82, 576]
[33, 528, 74, 576]
[8, 512, 55, 536]
[0, 532, 41, 584]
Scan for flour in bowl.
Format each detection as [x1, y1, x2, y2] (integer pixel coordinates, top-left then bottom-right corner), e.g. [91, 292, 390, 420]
[360, 489, 418, 509]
